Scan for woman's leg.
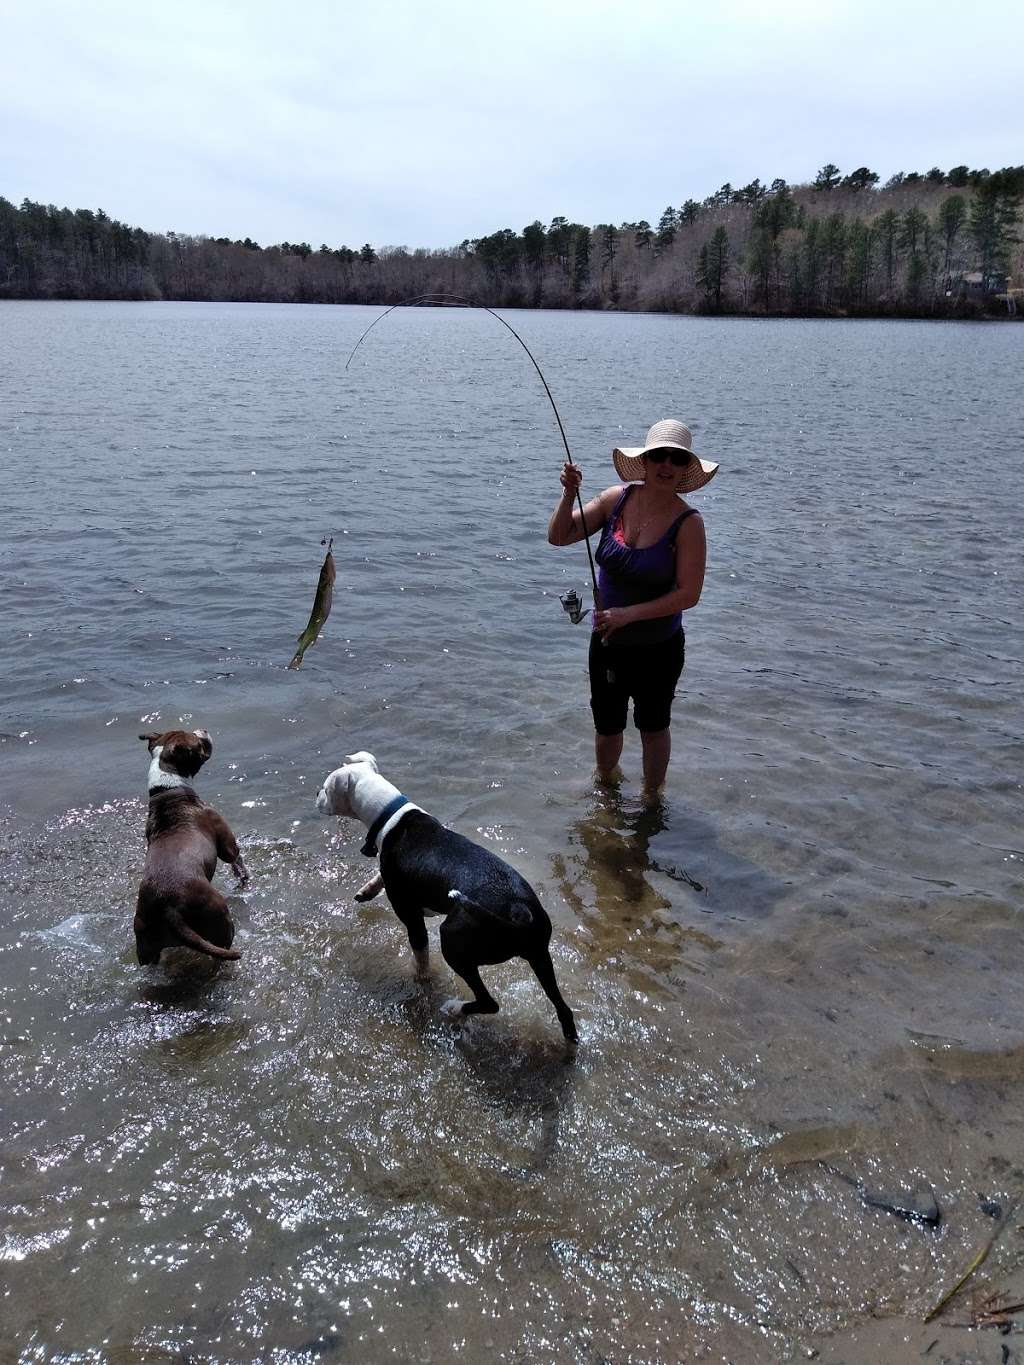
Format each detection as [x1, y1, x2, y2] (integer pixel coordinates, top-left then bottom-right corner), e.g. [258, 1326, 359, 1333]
[595, 730, 624, 781]
[639, 727, 671, 796]
[589, 634, 627, 780]
[633, 632, 684, 797]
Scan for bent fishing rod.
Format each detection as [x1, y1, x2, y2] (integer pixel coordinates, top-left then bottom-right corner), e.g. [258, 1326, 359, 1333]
[344, 291, 600, 618]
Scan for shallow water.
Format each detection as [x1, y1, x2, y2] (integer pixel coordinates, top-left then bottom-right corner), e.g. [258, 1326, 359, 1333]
[2, 301, 1023, 1362]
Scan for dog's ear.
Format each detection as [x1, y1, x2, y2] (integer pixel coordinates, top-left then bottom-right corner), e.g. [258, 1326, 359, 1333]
[344, 751, 379, 772]
[320, 768, 352, 813]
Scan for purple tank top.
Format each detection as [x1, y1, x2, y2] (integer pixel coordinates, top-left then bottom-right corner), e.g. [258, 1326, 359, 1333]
[595, 487, 697, 646]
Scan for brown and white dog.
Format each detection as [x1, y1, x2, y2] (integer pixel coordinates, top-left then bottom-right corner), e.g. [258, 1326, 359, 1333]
[134, 728, 248, 965]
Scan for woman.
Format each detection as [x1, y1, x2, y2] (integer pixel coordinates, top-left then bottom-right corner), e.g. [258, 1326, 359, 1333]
[547, 419, 717, 797]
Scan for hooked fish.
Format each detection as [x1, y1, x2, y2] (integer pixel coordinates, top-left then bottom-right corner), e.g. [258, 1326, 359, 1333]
[288, 540, 336, 669]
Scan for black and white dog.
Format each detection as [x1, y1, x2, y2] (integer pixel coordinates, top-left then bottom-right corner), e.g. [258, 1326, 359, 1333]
[315, 753, 577, 1044]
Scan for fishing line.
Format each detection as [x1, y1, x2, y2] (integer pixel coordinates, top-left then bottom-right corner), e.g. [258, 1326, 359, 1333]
[345, 292, 600, 616]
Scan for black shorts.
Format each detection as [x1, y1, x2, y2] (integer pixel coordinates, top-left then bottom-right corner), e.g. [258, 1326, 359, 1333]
[589, 629, 685, 735]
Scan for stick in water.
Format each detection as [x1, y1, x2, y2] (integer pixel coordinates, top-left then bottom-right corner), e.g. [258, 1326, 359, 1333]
[288, 538, 336, 669]
[924, 1197, 1019, 1323]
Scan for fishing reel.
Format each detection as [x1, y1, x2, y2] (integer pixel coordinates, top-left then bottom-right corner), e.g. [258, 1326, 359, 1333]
[559, 589, 590, 625]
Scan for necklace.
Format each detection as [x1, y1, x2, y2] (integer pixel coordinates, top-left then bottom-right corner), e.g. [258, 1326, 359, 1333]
[623, 493, 675, 547]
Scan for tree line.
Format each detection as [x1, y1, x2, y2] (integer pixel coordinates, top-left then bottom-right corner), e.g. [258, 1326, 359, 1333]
[1, 162, 1021, 318]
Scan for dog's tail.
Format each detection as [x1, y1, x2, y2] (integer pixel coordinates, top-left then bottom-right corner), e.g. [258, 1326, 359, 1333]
[166, 908, 242, 961]
[446, 888, 532, 928]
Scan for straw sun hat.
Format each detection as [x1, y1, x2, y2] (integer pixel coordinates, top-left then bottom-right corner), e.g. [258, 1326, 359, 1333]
[612, 419, 719, 494]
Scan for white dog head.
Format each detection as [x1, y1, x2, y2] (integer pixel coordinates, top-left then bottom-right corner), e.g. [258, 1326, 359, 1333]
[315, 751, 380, 817]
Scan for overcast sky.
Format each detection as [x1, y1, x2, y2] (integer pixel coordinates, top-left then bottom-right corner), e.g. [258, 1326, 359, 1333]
[3, 0, 1021, 249]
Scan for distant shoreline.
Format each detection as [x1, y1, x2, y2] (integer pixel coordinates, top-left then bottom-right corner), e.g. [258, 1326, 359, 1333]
[5, 168, 1022, 324]
[1, 294, 1019, 322]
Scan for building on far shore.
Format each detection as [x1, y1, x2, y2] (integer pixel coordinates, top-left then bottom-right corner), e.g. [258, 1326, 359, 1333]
[962, 269, 1010, 295]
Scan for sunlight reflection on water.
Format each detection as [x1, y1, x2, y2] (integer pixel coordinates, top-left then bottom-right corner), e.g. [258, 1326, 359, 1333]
[1, 302, 1023, 1361]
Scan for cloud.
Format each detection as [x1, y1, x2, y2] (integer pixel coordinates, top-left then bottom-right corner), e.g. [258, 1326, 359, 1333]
[2, 0, 1021, 246]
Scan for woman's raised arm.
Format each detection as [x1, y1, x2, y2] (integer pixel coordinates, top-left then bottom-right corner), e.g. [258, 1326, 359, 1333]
[548, 464, 620, 546]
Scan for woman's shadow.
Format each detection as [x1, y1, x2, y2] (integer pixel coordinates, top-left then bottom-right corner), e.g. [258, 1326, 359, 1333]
[550, 784, 788, 985]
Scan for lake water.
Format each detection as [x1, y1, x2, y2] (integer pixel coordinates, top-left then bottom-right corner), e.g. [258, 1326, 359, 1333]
[1, 301, 1023, 1364]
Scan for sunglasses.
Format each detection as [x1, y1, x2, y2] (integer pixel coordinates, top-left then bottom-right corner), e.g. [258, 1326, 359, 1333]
[645, 448, 691, 468]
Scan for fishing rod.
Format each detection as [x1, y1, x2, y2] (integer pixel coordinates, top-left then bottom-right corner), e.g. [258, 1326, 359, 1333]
[345, 291, 600, 620]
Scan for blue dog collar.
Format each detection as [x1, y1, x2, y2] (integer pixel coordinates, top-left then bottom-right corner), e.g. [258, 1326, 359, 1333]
[361, 794, 410, 857]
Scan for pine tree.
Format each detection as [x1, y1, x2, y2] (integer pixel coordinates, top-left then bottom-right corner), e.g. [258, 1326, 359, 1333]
[697, 226, 730, 309]
[572, 227, 591, 296]
[655, 206, 678, 253]
[968, 171, 1022, 289]
[844, 220, 874, 304]
[746, 229, 775, 308]
[802, 218, 823, 306]
[874, 210, 899, 293]
[548, 217, 572, 270]
[522, 220, 546, 272]
[736, 178, 766, 203]
[748, 188, 796, 308]
[905, 251, 927, 304]
[820, 213, 847, 309]
[598, 224, 619, 301]
[937, 195, 967, 290]
[522, 220, 546, 303]
[840, 167, 880, 192]
[898, 207, 928, 257]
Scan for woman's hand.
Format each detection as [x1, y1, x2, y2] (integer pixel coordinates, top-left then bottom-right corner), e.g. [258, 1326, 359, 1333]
[560, 462, 583, 497]
[593, 606, 634, 640]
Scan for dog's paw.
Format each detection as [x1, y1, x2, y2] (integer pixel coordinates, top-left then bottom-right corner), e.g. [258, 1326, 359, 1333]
[354, 872, 384, 903]
[440, 997, 468, 1019]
